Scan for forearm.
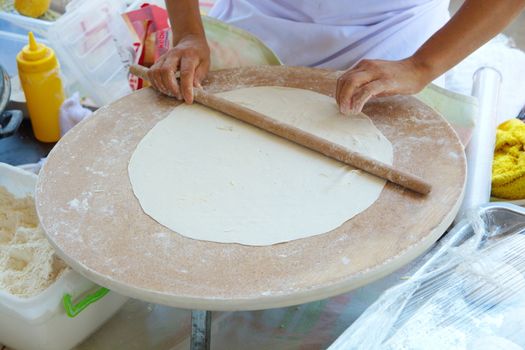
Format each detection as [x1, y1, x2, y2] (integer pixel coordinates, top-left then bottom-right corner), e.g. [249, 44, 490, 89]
[165, 0, 205, 44]
[412, 0, 525, 81]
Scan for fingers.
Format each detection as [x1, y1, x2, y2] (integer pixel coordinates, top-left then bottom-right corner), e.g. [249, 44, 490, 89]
[146, 34, 211, 101]
[147, 51, 209, 102]
[180, 56, 198, 104]
[147, 55, 167, 93]
[351, 80, 386, 113]
[148, 53, 182, 99]
[336, 58, 433, 115]
[193, 60, 210, 88]
[335, 62, 368, 103]
[161, 55, 181, 99]
[336, 71, 374, 115]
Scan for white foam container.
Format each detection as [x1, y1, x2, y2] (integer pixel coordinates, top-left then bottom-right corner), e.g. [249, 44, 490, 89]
[0, 162, 129, 350]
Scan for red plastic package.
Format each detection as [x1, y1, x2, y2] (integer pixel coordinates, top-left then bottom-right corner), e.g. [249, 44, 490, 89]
[122, 3, 172, 90]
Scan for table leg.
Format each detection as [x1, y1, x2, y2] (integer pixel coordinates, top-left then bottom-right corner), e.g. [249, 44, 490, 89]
[191, 310, 212, 350]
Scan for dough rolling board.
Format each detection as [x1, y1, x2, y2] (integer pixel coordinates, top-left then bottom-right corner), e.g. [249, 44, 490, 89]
[36, 66, 466, 312]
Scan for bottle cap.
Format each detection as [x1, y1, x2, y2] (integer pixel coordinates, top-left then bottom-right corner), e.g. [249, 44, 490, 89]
[17, 32, 59, 73]
[22, 32, 48, 61]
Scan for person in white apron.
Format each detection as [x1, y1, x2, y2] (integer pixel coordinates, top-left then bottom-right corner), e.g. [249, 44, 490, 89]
[148, 0, 525, 114]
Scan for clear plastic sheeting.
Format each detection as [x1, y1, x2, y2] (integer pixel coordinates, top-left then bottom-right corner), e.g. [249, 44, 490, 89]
[329, 203, 525, 350]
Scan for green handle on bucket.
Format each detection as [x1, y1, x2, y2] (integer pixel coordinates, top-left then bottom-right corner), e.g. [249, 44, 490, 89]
[63, 287, 110, 318]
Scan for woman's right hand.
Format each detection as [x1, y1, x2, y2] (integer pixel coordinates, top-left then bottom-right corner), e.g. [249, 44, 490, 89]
[148, 33, 210, 104]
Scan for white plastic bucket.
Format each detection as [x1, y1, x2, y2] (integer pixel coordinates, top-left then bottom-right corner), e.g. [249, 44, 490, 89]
[0, 162, 128, 350]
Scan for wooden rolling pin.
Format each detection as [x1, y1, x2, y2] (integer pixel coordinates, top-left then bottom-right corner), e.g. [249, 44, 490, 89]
[130, 65, 432, 195]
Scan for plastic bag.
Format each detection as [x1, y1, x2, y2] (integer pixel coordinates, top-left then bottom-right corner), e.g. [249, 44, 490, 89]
[329, 204, 525, 350]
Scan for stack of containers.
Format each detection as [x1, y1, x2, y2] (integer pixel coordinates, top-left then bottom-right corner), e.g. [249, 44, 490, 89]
[45, 0, 135, 106]
[0, 0, 135, 106]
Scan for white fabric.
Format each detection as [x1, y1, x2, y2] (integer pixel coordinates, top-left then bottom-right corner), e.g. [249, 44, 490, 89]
[128, 87, 393, 246]
[209, 0, 450, 69]
[59, 92, 92, 136]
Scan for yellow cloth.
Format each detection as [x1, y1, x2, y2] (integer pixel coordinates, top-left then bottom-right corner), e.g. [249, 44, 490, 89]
[491, 119, 525, 199]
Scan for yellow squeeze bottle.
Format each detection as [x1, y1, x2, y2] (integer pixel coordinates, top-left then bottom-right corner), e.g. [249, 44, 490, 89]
[17, 32, 65, 142]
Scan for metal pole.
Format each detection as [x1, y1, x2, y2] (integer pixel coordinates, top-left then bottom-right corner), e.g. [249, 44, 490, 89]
[190, 310, 212, 350]
[455, 67, 502, 221]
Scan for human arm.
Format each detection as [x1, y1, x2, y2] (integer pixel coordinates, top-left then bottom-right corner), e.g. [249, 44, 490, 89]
[148, 0, 210, 103]
[336, 0, 525, 115]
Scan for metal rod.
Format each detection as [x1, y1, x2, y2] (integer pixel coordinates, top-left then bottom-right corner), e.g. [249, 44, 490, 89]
[456, 67, 502, 222]
[190, 310, 212, 350]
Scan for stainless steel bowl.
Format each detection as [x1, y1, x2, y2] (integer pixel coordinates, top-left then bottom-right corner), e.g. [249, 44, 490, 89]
[0, 64, 22, 139]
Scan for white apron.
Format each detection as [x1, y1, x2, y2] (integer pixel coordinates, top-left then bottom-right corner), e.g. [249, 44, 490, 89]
[209, 0, 450, 70]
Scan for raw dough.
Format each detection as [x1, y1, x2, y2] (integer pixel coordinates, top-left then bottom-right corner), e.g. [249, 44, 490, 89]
[128, 86, 393, 245]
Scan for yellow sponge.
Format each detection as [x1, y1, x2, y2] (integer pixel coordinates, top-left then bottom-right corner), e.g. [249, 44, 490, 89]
[491, 118, 525, 199]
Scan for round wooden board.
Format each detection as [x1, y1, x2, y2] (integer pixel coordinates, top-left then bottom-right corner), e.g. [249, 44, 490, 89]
[36, 66, 465, 311]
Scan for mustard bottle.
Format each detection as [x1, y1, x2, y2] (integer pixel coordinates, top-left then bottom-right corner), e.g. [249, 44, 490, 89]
[17, 32, 65, 142]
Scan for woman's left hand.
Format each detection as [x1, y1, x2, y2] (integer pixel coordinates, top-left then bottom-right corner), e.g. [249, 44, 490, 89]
[336, 57, 433, 115]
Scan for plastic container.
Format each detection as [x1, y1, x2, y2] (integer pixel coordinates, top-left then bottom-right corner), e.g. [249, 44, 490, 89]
[0, 162, 129, 350]
[0, 11, 88, 97]
[0, 17, 84, 101]
[0, 9, 52, 37]
[0, 18, 49, 76]
[0, 30, 27, 77]
[46, 0, 135, 106]
[0, 0, 134, 106]
[17, 32, 65, 142]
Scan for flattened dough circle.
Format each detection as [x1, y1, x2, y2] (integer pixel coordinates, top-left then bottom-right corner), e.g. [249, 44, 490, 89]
[128, 86, 393, 245]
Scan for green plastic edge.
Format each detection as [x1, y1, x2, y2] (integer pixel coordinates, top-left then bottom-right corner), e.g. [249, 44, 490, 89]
[416, 83, 478, 128]
[63, 287, 110, 318]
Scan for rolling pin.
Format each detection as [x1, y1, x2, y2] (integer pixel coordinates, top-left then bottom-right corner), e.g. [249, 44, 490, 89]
[130, 64, 432, 195]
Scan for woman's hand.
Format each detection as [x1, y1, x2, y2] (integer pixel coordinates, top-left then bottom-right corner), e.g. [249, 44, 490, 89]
[335, 57, 432, 115]
[336, 0, 525, 115]
[148, 34, 210, 104]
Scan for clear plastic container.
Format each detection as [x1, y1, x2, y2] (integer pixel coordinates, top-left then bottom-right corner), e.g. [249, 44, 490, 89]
[0, 163, 129, 350]
[0, 29, 26, 76]
[0, 18, 48, 76]
[0, 9, 52, 37]
[0, 17, 86, 99]
[46, 0, 135, 106]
